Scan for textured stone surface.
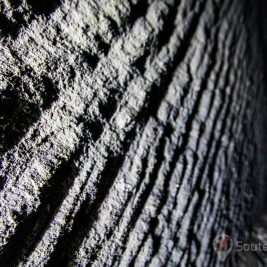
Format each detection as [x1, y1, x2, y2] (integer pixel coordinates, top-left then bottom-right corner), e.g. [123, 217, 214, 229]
[0, 0, 266, 266]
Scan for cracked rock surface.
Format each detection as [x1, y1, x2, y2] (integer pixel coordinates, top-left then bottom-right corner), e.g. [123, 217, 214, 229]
[0, 0, 266, 266]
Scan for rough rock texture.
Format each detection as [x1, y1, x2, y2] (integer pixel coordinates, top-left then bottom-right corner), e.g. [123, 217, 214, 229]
[0, 0, 266, 266]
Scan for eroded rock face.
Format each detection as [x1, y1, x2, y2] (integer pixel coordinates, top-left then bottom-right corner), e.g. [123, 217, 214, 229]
[0, 0, 266, 266]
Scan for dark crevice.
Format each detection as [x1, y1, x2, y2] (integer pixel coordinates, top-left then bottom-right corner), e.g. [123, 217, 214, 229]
[82, 119, 104, 142]
[8, 0, 23, 8]
[95, 34, 110, 56]
[106, 16, 120, 36]
[26, 0, 61, 15]
[127, 0, 149, 27]
[98, 94, 119, 121]
[133, 49, 150, 74]
[69, 66, 76, 80]
[82, 51, 100, 69]
[156, 0, 181, 50]
[41, 76, 59, 109]
[0, 14, 19, 37]
[12, 11, 24, 25]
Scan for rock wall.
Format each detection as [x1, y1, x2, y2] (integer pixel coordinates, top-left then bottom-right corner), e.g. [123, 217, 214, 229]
[0, 0, 266, 266]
